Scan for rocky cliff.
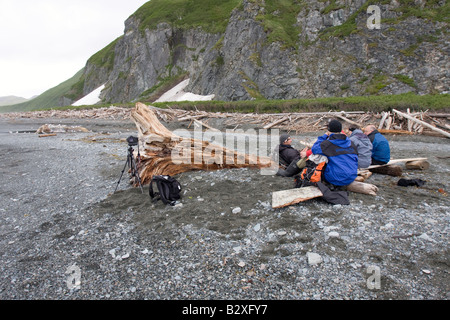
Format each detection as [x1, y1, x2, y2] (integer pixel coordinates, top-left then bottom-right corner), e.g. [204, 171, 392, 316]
[79, 0, 449, 104]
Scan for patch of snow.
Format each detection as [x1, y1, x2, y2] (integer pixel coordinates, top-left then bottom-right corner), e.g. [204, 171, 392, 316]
[72, 84, 105, 106]
[155, 79, 215, 102]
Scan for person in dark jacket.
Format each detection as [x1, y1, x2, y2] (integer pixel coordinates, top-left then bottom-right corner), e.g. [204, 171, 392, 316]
[347, 126, 373, 169]
[311, 119, 358, 186]
[363, 125, 390, 165]
[275, 134, 304, 177]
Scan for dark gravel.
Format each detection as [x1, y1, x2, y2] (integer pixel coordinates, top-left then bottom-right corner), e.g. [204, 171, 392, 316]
[0, 117, 449, 303]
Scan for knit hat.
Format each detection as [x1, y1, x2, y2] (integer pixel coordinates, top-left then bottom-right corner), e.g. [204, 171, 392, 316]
[280, 134, 290, 144]
[328, 119, 342, 133]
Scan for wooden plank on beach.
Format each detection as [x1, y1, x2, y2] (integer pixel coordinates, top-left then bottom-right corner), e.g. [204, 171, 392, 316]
[272, 187, 323, 209]
[367, 158, 428, 169]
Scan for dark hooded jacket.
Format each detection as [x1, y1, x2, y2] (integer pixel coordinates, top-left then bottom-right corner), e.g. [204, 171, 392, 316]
[277, 144, 300, 167]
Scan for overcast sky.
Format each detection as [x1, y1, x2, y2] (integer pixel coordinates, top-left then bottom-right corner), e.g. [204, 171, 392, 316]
[0, 0, 149, 98]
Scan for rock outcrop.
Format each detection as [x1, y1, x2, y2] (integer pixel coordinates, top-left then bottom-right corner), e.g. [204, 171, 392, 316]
[79, 0, 449, 103]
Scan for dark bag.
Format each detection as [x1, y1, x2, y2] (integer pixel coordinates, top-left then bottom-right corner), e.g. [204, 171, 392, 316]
[294, 160, 326, 188]
[149, 175, 182, 206]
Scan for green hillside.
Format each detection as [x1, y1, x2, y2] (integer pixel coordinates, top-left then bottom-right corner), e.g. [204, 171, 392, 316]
[0, 96, 29, 107]
[0, 68, 85, 113]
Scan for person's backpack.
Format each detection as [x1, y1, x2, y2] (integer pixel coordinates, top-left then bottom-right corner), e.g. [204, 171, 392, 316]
[149, 175, 182, 206]
[294, 160, 326, 188]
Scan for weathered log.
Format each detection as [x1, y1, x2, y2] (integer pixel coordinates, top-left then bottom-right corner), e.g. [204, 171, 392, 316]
[131, 103, 276, 185]
[392, 109, 450, 139]
[378, 112, 389, 130]
[405, 160, 430, 170]
[335, 115, 360, 127]
[378, 129, 413, 135]
[369, 164, 403, 177]
[367, 158, 428, 169]
[38, 133, 57, 138]
[263, 116, 288, 129]
[272, 187, 323, 209]
[346, 181, 378, 196]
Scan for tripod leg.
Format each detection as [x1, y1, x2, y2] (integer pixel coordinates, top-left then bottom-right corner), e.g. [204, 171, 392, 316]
[130, 157, 144, 194]
[114, 157, 130, 193]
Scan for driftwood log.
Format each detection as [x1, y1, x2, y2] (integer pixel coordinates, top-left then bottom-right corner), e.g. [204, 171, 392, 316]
[131, 103, 276, 185]
[272, 187, 323, 209]
[346, 181, 379, 196]
[405, 160, 430, 170]
[369, 165, 403, 177]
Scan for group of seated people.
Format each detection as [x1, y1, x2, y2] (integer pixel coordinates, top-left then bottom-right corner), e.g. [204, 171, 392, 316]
[276, 119, 391, 187]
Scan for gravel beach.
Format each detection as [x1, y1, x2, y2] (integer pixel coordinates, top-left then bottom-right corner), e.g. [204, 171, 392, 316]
[0, 115, 448, 303]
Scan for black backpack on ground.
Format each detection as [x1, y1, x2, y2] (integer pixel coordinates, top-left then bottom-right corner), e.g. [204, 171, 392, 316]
[149, 175, 182, 206]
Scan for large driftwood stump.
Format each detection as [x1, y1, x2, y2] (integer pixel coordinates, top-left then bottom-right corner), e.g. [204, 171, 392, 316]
[131, 103, 276, 185]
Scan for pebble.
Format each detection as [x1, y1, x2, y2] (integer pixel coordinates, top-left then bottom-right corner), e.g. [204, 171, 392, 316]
[328, 231, 340, 238]
[232, 207, 241, 214]
[307, 252, 323, 266]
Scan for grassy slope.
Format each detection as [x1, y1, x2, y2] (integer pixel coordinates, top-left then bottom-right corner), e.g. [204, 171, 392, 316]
[0, 69, 85, 113]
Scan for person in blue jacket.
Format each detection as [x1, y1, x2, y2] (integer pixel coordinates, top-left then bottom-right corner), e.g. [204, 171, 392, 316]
[363, 125, 390, 165]
[311, 119, 358, 187]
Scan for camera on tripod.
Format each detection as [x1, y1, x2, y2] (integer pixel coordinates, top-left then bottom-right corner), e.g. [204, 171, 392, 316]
[114, 135, 143, 194]
[127, 135, 139, 146]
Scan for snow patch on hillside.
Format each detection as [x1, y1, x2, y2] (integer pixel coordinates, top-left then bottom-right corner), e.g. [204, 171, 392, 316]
[72, 84, 105, 106]
[155, 79, 215, 102]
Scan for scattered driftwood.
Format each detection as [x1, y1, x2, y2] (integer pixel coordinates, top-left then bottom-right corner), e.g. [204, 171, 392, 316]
[2, 104, 447, 138]
[130, 103, 275, 185]
[392, 109, 450, 139]
[36, 124, 89, 134]
[272, 187, 323, 209]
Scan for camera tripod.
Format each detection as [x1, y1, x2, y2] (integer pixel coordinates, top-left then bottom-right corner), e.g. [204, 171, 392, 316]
[114, 144, 144, 194]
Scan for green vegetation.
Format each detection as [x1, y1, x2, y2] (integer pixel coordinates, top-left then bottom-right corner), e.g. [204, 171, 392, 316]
[87, 37, 121, 70]
[365, 73, 391, 95]
[254, 0, 305, 50]
[149, 93, 449, 114]
[392, 0, 450, 23]
[393, 74, 417, 88]
[0, 69, 85, 113]
[132, 0, 241, 34]
[3, 91, 448, 114]
[319, 0, 448, 40]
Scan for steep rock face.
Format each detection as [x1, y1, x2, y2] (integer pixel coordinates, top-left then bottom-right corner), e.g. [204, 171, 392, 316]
[82, 0, 449, 103]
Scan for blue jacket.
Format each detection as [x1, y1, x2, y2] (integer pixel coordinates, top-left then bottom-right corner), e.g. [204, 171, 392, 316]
[311, 133, 358, 186]
[367, 130, 390, 164]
